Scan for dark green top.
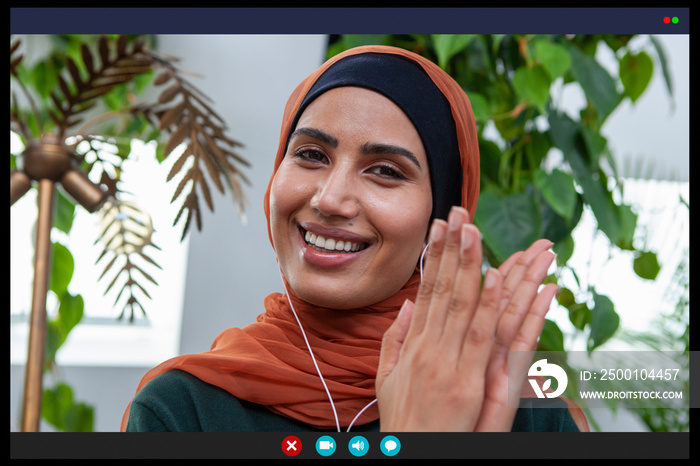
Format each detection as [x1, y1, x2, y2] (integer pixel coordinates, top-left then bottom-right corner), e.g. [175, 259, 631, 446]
[126, 369, 580, 432]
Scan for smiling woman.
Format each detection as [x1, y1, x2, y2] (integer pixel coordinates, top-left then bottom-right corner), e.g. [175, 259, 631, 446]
[121, 45, 587, 433]
[270, 86, 432, 309]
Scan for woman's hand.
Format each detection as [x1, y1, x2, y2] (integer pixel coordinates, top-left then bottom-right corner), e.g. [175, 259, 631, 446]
[376, 206, 557, 431]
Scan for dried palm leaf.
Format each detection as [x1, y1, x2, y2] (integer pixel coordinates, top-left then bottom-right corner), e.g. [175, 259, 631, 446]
[94, 198, 161, 322]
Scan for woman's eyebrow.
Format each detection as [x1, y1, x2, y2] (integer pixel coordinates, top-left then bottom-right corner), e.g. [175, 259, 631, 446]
[360, 142, 422, 170]
[290, 127, 421, 170]
[289, 127, 338, 148]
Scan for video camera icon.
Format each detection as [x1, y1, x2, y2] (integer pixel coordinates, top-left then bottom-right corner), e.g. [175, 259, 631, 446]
[349, 436, 368, 457]
[315, 435, 336, 456]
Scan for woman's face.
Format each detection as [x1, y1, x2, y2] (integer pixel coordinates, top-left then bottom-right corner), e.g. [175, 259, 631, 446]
[269, 86, 433, 309]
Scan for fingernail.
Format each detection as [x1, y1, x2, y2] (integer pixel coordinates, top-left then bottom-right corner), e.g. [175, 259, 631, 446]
[484, 268, 498, 289]
[429, 220, 446, 242]
[448, 207, 461, 231]
[461, 224, 474, 252]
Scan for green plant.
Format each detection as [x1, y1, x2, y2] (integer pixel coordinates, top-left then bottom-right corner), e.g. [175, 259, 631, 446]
[11, 34, 249, 431]
[329, 34, 678, 430]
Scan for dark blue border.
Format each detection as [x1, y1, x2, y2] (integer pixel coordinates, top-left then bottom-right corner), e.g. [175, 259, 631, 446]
[10, 8, 690, 35]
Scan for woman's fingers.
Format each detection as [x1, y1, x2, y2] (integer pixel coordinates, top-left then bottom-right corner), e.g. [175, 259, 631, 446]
[423, 208, 477, 339]
[377, 299, 414, 389]
[508, 282, 558, 353]
[441, 222, 487, 351]
[499, 239, 553, 311]
[407, 218, 447, 336]
[456, 267, 503, 370]
[495, 249, 555, 350]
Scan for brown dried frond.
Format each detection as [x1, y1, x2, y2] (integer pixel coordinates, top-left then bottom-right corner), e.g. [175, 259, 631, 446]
[145, 65, 250, 240]
[10, 36, 23, 78]
[50, 35, 155, 138]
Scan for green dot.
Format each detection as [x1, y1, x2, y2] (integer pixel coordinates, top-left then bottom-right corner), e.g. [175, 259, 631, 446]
[672, 17, 679, 24]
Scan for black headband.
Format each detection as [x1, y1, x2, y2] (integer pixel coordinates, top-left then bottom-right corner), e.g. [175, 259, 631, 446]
[286, 52, 462, 222]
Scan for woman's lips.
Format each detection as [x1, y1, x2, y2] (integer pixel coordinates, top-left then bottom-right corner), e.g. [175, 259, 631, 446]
[297, 223, 370, 267]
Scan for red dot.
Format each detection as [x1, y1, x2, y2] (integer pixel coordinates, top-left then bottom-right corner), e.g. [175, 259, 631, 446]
[664, 17, 671, 24]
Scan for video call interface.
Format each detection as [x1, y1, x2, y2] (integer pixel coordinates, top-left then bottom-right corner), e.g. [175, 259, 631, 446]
[10, 7, 690, 460]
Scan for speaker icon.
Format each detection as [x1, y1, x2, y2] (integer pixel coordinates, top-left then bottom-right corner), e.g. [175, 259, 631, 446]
[349, 436, 368, 457]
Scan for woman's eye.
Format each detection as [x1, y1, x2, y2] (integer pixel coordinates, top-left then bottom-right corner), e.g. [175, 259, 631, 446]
[369, 164, 406, 180]
[294, 148, 327, 163]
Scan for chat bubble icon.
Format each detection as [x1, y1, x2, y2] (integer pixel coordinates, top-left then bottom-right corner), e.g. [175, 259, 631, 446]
[380, 436, 400, 456]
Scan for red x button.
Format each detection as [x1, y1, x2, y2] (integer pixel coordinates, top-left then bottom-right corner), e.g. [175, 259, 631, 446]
[282, 436, 302, 456]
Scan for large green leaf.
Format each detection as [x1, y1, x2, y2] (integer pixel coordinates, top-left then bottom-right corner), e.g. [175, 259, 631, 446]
[534, 168, 578, 220]
[533, 39, 571, 80]
[512, 64, 551, 112]
[54, 189, 76, 234]
[567, 44, 621, 123]
[466, 91, 490, 122]
[548, 111, 636, 247]
[474, 191, 541, 263]
[537, 319, 565, 352]
[633, 250, 661, 280]
[588, 292, 620, 351]
[50, 242, 74, 297]
[432, 34, 475, 69]
[42, 383, 94, 432]
[57, 292, 84, 343]
[620, 50, 654, 103]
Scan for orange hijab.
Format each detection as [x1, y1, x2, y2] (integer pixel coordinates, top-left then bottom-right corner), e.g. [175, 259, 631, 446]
[123, 45, 512, 432]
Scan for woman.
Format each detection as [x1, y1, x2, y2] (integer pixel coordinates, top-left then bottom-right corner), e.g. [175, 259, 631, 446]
[121, 45, 587, 432]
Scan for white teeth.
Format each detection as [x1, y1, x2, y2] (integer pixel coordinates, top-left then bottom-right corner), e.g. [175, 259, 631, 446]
[314, 235, 326, 248]
[303, 229, 363, 253]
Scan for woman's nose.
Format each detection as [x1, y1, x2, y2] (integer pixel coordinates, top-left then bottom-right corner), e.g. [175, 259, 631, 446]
[310, 166, 360, 220]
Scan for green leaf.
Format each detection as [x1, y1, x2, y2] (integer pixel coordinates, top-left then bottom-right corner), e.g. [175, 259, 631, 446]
[568, 44, 621, 123]
[32, 60, 58, 100]
[534, 169, 578, 220]
[466, 91, 490, 122]
[552, 234, 575, 265]
[633, 250, 661, 280]
[548, 112, 631, 246]
[588, 292, 620, 351]
[54, 189, 76, 234]
[615, 203, 638, 250]
[556, 287, 591, 331]
[432, 34, 474, 69]
[42, 383, 73, 430]
[45, 321, 62, 368]
[478, 138, 503, 185]
[474, 191, 542, 263]
[524, 130, 552, 169]
[620, 50, 654, 103]
[538, 319, 565, 352]
[63, 401, 94, 432]
[533, 39, 571, 79]
[50, 242, 74, 297]
[512, 64, 551, 112]
[42, 383, 94, 432]
[57, 292, 84, 340]
[541, 194, 583, 245]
